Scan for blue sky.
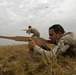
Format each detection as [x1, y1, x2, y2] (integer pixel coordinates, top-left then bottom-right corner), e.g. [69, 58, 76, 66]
[0, 0, 76, 45]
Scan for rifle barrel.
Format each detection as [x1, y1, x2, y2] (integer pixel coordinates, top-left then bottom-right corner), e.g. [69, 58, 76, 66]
[0, 36, 30, 41]
[0, 36, 49, 46]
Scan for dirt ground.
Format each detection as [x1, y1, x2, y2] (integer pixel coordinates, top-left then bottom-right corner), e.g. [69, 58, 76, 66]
[0, 44, 76, 75]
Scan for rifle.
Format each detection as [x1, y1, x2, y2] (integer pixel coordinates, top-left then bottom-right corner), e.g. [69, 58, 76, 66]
[0, 36, 52, 47]
[21, 29, 28, 31]
[21, 29, 29, 33]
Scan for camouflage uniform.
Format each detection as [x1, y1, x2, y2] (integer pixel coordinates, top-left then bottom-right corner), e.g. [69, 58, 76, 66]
[33, 32, 76, 58]
[26, 28, 40, 37]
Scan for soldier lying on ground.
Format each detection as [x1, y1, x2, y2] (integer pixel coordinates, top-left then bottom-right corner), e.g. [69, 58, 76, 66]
[28, 24, 76, 58]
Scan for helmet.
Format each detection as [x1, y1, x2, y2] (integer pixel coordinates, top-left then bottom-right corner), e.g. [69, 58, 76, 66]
[28, 26, 31, 29]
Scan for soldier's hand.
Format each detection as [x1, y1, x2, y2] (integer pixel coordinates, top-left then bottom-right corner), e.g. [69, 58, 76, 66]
[28, 38, 36, 50]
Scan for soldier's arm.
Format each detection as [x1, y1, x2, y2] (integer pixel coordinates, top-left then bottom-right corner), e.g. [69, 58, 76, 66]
[28, 38, 53, 57]
[33, 39, 70, 57]
[55, 39, 70, 55]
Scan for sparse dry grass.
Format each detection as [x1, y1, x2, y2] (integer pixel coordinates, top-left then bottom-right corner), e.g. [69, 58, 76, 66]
[0, 44, 76, 75]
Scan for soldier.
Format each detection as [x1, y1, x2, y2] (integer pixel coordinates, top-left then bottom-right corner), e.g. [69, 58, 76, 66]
[22, 26, 40, 37]
[28, 24, 76, 58]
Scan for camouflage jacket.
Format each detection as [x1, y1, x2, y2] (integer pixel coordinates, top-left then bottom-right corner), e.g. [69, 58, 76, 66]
[33, 32, 76, 58]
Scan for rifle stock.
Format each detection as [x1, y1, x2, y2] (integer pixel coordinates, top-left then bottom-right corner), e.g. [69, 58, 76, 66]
[0, 36, 51, 47]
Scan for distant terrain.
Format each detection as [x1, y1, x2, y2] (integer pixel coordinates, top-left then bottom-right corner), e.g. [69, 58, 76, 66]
[0, 44, 76, 75]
